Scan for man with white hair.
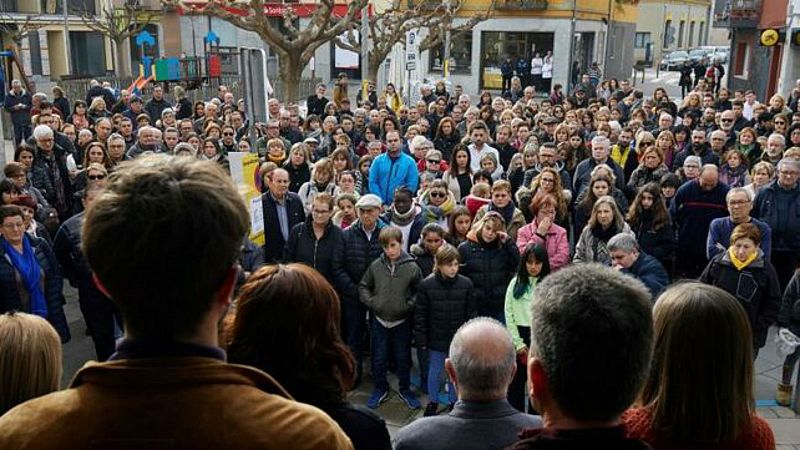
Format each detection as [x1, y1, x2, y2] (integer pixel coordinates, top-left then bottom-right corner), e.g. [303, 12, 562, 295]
[395, 318, 541, 450]
[763, 133, 786, 164]
[573, 135, 626, 195]
[608, 233, 669, 300]
[3, 79, 33, 146]
[753, 158, 800, 290]
[30, 125, 73, 219]
[126, 126, 164, 159]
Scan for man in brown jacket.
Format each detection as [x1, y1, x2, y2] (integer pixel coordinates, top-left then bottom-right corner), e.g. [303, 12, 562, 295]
[0, 155, 353, 450]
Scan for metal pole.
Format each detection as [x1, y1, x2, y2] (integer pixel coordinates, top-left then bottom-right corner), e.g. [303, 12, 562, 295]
[443, 0, 451, 81]
[603, 0, 612, 78]
[63, 0, 72, 75]
[360, 4, 369, 101]
[567, 0, 576, 92]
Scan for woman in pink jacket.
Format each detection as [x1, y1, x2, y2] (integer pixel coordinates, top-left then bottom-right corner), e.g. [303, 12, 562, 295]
[516, 192, 570, 271]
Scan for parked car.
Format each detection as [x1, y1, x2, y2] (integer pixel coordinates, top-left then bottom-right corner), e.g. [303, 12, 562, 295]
[660, 51, 689, 71]
[688, 48, 710, 65]
[713, 47, 730, 64]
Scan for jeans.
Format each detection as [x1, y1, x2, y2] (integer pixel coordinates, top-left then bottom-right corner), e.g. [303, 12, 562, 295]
[343, 298, 368, 366]
[428, 350, 456, 405]
[13, 124, 31, 147]
[371, 315, 411, 392]
[508, 326, 531, 412]
[783, 345, 800, 385]
[79, 286, 122, 361]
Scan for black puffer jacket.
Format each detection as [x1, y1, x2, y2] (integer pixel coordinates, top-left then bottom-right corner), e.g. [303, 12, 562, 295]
[414, 273, 476, 351]
[332, 220, 385, 302]
[410, 243, 434, 277]
[700, 249, 781, 348]
[778, 270, 800, 338]
[458, 234, 519, 316]
[631, 213, 675, 269]
[283, 218, 343, 280]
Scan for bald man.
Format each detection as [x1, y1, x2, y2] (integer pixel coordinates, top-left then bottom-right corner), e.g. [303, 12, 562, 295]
[395, 318, 541, 450]
[670, 164, 729, 277]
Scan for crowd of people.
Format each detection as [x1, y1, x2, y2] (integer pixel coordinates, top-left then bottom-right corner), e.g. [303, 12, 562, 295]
[1, 67, 800, 448]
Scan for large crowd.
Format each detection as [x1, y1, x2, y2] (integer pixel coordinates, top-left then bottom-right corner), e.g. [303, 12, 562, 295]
[1, 67, 800, 449]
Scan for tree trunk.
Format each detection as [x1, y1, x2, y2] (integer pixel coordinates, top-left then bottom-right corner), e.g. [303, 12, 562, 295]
[113, 38, 132, 77]
[277, 51, 305, 103]
[368, 64, 380, 86]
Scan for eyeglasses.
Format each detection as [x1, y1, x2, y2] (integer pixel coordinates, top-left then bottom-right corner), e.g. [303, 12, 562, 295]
[429, 192, 446, 198]
[88, 174, 106, 180]
[779, 170, 800, 176]
[775, 121, 786, 125]
[721, 119, 733, 123]
[728, 200, 750, 206]
[1, 222, 24, 230]
[223, 132, 235, 136]
[541, 178, 556, 183]
[427, 159, 441, 164]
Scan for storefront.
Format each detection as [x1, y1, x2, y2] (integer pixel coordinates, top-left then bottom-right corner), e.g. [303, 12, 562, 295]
[479, 31, 554, 90]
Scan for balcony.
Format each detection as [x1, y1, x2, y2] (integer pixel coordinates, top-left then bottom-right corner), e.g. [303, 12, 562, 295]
[714, 0, 761, 29]
[496, 0, 547, 11]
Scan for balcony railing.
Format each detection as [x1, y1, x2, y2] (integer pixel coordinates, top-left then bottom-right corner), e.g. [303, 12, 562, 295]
[714, 0, 761, 28]
[495, 0, 547, 11]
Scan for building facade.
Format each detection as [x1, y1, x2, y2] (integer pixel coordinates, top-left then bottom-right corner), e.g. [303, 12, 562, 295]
[715, 0, 789, 100]
[633, 0, 712, 66]
[1, 0, 166, 82]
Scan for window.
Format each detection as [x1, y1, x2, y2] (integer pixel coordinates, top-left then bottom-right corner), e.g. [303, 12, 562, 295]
[698, 22, 705, 45]
[428, 32, 473, 75]
[678, 20, 685, 47]
[663, 20, 672, 48]
[634, 32, 651, 49]
[479, 31, 554, 89]
[734, 41, 748, 77]
[688, 22, 695, 46]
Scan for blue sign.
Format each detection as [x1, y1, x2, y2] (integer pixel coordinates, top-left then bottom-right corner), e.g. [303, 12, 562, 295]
[135, 30, 156, 48]
[142, 56, 153, 78]
[204, 30, 220, 45]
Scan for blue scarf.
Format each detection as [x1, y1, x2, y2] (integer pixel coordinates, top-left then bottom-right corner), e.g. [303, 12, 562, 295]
[2, 235, 47, 318]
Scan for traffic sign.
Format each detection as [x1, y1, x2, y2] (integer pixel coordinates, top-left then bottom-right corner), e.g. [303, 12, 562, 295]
[406, 61, 416, 71]
[760, 29, 781, 47]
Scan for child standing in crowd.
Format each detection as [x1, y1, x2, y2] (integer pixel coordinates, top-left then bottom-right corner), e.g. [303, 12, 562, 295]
[458, 212, 520, 322]
[359, 226, 423, 410]
[414, 245, 476, 417]
[505, 243, 550, 412]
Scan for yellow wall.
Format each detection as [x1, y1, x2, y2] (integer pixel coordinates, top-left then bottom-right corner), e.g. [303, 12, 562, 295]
[454, 0, 638, 24]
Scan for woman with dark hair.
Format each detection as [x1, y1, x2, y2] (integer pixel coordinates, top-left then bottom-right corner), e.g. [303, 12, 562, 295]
[504, 243, 550, 412]
[433, 117, 461, 161]
[201, 138, 229, 172]
[700, 223, 781, 356]
[67, 100, 92, 131]
[227, 263, 392, 450]
[441, 144, 472, 202]
[574, 174, 627, 237]
[623, 282, 775, 449]
[0, 179, 21, 206]
[626, 183, 676, 274]
[0, 205, 70, 343]
[573, 195, 634, 265]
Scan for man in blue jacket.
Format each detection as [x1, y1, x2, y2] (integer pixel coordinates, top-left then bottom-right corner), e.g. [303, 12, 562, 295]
[707, 187, 771, 260]
[3, 80, 32, 146]
[670, 164, 729, 278]
[609, 233, 669, 301]
[369, 130, 418, 204]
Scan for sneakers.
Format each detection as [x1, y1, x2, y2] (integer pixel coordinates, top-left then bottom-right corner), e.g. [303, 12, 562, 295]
[399, 389, 422, 410]
[777, 383, 793, 407]
[423, 402, 439, 417]
[367, 389, 390, 409]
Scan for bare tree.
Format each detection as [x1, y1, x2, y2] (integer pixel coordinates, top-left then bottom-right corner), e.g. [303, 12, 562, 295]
[0, 13, 46, 90]
[335, 0, 495, 84]
[76, 2, 161, 76]
[163, 0, 370, 102]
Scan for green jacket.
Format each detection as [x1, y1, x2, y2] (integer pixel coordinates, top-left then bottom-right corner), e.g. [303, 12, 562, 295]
[359, 251, 422, 322]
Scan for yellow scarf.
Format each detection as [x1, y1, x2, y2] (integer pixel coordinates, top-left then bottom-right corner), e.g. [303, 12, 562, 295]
[728, 247, 757, 271]
[611, 144, 631, 168]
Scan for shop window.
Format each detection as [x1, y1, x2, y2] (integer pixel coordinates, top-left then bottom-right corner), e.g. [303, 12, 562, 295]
[479, 31, 554, 90]
[428, 32, 473, 74]
[734, 41, 748, 77]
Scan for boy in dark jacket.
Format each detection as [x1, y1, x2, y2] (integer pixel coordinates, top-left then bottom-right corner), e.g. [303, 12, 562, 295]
[359, 226, 423, 411]
[415, 244, 476, 416]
